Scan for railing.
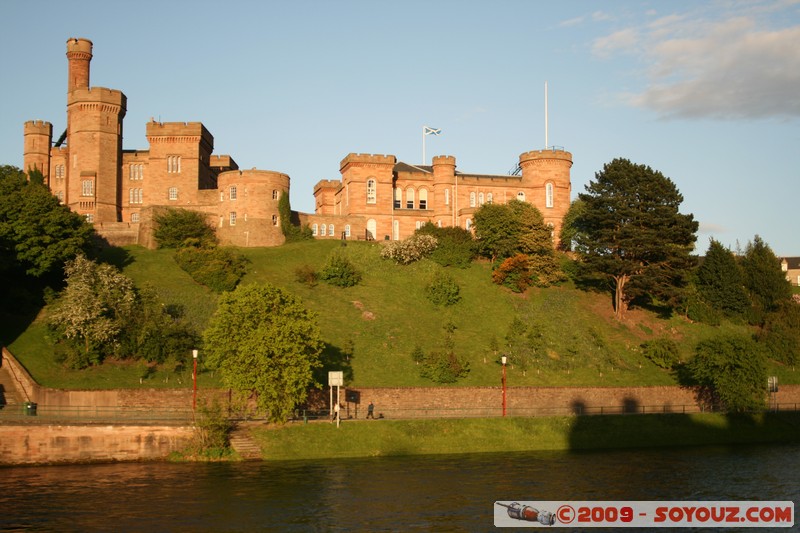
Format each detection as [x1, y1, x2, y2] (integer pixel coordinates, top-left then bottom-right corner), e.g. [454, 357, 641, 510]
[0, 404, 194, 424]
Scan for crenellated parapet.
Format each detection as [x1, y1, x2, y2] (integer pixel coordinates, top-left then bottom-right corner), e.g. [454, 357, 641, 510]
[339, 153, 396, 172]
[146, 121, 213, 152]
[66, 37, 93, 92]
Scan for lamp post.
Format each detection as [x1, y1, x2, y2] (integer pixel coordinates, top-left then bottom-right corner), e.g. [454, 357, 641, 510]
[192, 349, 198, 411]
[501, 355, 507, 417]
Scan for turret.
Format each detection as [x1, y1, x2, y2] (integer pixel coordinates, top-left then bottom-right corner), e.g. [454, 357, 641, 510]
[432, 155, 456, 223]
[23, 120, 53, 181]
[66, 38, 92, 92]
[519, 148, 573, 244]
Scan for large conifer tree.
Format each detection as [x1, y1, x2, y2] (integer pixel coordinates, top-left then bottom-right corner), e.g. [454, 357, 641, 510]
[696, 239, 750, 317]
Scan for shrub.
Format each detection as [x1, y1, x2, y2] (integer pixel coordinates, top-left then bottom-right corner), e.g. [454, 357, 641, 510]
[416, 223, 475, 268]
[381, 234, 438, 265]
[174, 246, 248, 292]
[425, 271, 461, 306]
[153, 208, 216, 248]
[294, 265, 318, 287]
[492, 254, 532, 293]
[320, 253, 362, 287]
[641, 337, 681, 369]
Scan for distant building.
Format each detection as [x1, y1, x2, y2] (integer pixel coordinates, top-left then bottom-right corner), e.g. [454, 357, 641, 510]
[780, 257, 800, 286]
[24, 38, 573, 247]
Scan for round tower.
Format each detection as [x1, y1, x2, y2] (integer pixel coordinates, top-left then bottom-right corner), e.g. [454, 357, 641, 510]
[66, 38, 93, 92]
[23, 120, 53, 181]
[519, 148, 573, 244]
[432, 155, 456, 225]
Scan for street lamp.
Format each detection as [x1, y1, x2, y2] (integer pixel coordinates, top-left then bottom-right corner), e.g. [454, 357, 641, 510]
[192, 349, 198, 411]
[501, 355, 507, 417]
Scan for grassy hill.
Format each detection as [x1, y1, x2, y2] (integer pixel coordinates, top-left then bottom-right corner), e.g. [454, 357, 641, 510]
[6, 240, 798, 389]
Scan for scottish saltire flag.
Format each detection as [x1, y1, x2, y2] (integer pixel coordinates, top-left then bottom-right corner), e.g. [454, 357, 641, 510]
[424, 126, 441, 136]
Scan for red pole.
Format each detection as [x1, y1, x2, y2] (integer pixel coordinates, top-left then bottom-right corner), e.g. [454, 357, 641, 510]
[192, 350, 198, 411]
[502, 362, 507, 417]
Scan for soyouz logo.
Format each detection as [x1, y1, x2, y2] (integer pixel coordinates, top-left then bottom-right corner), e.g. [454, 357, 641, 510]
[494, 501, 794, 528]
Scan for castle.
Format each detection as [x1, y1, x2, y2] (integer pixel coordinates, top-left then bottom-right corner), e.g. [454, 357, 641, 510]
[23, 38, 572, 247]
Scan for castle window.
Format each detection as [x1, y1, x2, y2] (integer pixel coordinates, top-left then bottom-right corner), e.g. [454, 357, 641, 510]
[312, 224, 318, 236]
[320, 224, 327, 237]
[469, 192, 476, 207]
[129, 188, 143, 204]
[230, 186, 237, 200]
[419, 189, 428, 210]
[167, 155, 181, 173]
[273, 215, 278, 226]
[229, 212, 237, 226]
[517, 191, 526, 202]
[437, 220, 442, 228]
[168, 187, 178, 200]
[345, 225, 351, 238]
[487, 192, 493, 204]
[131, 212, 140, 223]
[129, 164, 143, 180]
[55, 165, 65, 179]
[393, 220, 399, 240]
[466, 218, 472, 231]
[56, 190, 64, 203]
[367, 179, 376, 204]
[445, 188, 450, 205]
[329, 224, 334, 236]
[406, 188, 415, 209]
[545, 183, 554, 208]
[394, 188, 402, 209]
[415, 221, 422, 230]
[81, 179, 94, 196]
[478, 192, 484, 205]
[85, 213, 94, 223]
[272, 190, 279, 200]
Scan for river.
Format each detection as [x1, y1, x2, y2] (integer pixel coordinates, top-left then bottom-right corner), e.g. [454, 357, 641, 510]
[1, 444, 797, 531]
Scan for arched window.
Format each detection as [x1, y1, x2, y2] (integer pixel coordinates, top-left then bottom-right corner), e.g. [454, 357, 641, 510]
[345, 225, 351, 238]
[312, 223, 318, 236]
[367, 179, 376, 204]
[478, 192, 484, 205]
[465, 218, 472, 231]
[469, 192, 476, 207]
[545, 183, 554, 208]
[517, 191, 525, 202]
[419, 188, 428, 210]
[329, 224, 334, 236]
[320, 224, 327, 236]
[394, 188, 402, 209]
[406, 188, 415, 209]
[445, 188, 450, 205]
[487, 192, 493, 204]
[367, 219, 377, 240]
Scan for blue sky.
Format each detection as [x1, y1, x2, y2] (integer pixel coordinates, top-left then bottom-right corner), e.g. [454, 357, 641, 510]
[2, 0, 798, 254]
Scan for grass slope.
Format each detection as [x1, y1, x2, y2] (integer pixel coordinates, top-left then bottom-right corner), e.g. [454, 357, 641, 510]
[7, 240, 798, 388]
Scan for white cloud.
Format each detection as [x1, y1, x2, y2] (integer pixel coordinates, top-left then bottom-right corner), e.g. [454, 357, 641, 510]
[594, 2, 800, 119]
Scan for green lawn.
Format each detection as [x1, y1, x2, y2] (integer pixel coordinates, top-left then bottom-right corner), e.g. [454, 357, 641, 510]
[7, 240, 797, 389]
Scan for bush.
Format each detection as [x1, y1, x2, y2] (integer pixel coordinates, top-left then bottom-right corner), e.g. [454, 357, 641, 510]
[641, 337, 681, 369]
[381, 234, 438, 265]
[425, 271, 461, 307]
[492, 254, 532, 293]
[416, 223, 475, 268]
[294, 265, 319, 287]
[320, 253, 362, 287]
[153, 208, 216, 249]
[174, 246, 248, 292]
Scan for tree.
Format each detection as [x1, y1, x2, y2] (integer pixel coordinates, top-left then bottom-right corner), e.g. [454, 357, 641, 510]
[757, 301, 800, 367]
[695, 239, 750, 318]
[574, 158, 698, 319]
[153, 208, 216, 248]
[47, 255, 137, 365]
[685, 333, 767, 413]
[203, 283, 323, 422]
[472, 201, 525, 263]
[558, 199, 586, 251]
[0, 165, 95, 277]
[740, 235, 791, 318]
[278, 191, 312, 242]
[415, 223, 476, 268]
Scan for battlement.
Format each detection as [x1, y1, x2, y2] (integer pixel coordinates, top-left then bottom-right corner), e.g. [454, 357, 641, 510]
[340, 153, 396, 171]
[519, 148, 573, 166]
[432, 155, 456, 166]
[66, 37, 93, 57]
[146, 121, 214, 149]
[68, 87, 127, 108]
[24, 120, 53, 134]
[210, 154, 238, 170]
[314, 179, 342, 192]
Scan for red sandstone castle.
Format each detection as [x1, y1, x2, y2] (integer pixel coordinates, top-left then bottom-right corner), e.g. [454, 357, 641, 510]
[23, 38, 572, 247]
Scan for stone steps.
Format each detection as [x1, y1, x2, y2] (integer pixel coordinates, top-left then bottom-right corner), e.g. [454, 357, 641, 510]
[229, 425, 262, 460]
[0, 365, 24, 410]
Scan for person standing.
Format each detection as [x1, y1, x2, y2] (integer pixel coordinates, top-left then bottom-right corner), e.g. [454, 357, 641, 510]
[367, 401, 374, 419]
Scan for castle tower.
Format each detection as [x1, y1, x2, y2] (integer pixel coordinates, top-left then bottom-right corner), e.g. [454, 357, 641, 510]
[66, 37, 127, 222]
[66, 38, 92, 92]
[432, 155, 456, 226]
[519, 148, 572, 244]
[23, 120, 53, 182]
[339, 153, 396, 239]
